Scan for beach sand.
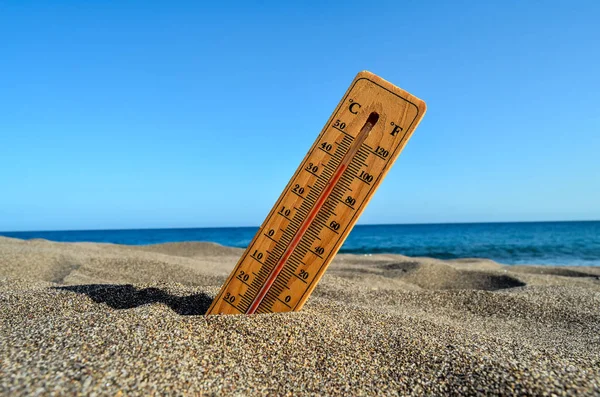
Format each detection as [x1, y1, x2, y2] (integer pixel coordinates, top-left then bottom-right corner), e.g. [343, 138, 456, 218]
[1, 236, 599, 395]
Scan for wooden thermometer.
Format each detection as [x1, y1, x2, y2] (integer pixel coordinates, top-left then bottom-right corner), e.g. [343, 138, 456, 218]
[207, 71, 426, 315]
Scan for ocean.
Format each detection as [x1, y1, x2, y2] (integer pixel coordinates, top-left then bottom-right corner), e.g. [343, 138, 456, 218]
[2, 221, 599, 266]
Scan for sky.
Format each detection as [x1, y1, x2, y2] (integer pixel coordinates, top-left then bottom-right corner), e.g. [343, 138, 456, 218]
[1, 1, 599, 231]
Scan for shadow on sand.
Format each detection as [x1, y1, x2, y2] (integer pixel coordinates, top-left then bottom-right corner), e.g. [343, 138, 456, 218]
[55, 284, 213, 315]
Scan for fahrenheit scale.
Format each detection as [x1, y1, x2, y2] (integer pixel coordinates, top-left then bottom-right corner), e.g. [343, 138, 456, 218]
[207, 71, 426, 315]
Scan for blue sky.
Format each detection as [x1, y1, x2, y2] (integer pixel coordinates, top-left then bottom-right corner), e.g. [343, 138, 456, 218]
[1, 1, 599, 231]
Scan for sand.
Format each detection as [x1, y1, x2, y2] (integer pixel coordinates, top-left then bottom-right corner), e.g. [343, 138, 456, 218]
[1, 236, 599, 395]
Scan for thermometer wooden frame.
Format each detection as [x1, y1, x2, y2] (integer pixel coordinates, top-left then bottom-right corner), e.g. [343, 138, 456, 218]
[208, 71, 426, 315]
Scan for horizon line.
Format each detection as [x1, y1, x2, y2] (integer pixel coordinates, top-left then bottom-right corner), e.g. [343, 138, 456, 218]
[1, 219, 599, 234]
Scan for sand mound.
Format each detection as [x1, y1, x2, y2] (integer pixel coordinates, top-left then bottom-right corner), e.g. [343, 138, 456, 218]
[127, 241, 244, 258]
[377, 261, 526, 290]
[509, 265, 600, 278]
[0, 236, 234, 286]
[1, 237, 599, 395]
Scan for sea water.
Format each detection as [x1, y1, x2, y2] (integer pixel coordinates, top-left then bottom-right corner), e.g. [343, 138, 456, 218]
[2, 221, 599, 266]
